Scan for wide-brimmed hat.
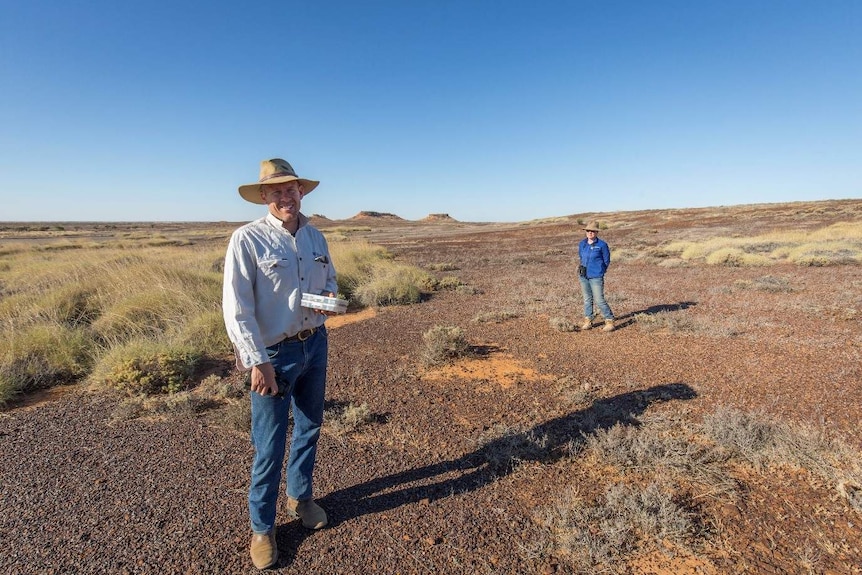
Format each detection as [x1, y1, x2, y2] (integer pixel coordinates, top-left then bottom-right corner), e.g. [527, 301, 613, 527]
[582, 221, 601, 232]
[238, 158, 320, 204]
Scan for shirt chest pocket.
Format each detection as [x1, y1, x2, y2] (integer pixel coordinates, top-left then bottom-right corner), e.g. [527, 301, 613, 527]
[257, 257, 297, 292]
[307, 252, 330, 291]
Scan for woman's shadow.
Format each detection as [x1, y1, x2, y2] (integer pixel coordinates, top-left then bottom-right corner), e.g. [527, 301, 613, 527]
[614, 301, 697, 329]
[275, 382, 697, 564]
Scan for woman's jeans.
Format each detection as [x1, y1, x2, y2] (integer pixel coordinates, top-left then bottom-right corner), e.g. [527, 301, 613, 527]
[579, 275, 614, 320]
[249, 327, 328, 534]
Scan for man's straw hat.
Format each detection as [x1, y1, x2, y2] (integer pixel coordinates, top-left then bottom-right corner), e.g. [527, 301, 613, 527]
[582, 221, 601, 232]
[238, 158, 320, 205]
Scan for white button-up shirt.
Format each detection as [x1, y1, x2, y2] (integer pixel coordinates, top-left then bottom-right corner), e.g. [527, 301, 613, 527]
[222, 213, 338, 369]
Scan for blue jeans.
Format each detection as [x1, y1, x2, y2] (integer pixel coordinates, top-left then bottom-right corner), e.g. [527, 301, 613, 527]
[579, 276, 614, 320]
[249, 327, 328, 534]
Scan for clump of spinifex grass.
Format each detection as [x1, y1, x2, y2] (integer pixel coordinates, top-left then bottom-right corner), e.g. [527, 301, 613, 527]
[659, 221, 862, 266]
[0, 236, 438, 404]
[328, 240, 437, 305]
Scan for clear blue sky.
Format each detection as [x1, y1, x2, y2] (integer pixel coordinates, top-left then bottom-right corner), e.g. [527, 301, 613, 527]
[1, 0, 859, 223]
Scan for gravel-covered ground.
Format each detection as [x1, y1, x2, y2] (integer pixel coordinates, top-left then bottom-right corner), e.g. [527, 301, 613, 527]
[2, 200, 861, 574]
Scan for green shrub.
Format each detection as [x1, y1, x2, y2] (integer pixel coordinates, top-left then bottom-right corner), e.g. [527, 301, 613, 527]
[95, 341, 201, 396]
[329, 242, 393, 298]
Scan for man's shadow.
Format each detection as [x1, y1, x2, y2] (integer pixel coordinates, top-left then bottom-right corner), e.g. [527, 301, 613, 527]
[275, 382, 697, 566]
[614, 301, 697, 329]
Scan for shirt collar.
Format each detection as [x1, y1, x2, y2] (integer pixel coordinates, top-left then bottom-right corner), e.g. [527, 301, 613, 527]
[264, 212, 308, 231]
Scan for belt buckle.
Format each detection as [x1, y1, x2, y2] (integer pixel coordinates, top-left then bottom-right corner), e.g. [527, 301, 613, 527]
[297, 328, 313, 341]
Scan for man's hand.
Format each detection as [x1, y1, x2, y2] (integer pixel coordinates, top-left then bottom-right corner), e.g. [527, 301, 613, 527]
[250, 362, 279, 396]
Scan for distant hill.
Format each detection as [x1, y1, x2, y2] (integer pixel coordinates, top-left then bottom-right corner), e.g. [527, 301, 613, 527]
[421, 213, 458, 222]
[308, 214, 331, 224]
[349, 211, 405, 221]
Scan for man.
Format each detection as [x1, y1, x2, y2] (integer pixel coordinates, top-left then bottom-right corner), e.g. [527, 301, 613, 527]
[223, 158, 338, 570]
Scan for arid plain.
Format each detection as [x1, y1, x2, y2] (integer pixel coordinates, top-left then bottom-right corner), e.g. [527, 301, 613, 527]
[1, 199, 861, 574]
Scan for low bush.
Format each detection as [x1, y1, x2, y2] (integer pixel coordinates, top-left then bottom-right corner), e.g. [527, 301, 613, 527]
[436, 276, 463, 290]
[326, 402, 374, 435]
[421, 325, 470, 366]
[94, 340, 201, 396]
[549, 317, 577, 332]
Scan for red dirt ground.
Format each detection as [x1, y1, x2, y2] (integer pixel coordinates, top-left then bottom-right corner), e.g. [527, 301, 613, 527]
[1, 199, 860, 574]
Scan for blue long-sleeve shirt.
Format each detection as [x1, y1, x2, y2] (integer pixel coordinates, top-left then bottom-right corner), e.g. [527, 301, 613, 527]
[578, 237, 611, 279]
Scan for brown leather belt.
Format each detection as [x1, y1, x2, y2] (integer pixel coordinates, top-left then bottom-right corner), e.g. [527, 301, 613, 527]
[282, 328, 317, 343]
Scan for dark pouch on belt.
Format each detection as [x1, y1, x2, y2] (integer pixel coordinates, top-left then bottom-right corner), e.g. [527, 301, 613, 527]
[578, 264, 587, 277]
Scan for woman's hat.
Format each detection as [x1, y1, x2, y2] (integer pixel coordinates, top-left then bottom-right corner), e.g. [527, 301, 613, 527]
[238, 158, 320, 204]
[582, 221, 600, 231]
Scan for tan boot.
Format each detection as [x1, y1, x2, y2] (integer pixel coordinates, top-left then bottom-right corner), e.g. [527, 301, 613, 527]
[250, 530, 277, 570]
[287, 497, 328, 529]
[581, 317, 593, 330]
[602, 319, 615, 332]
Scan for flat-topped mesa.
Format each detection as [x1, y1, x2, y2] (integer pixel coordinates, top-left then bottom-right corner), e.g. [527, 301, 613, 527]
[349, 211, 405, 221]
[422, 213, 458, 222]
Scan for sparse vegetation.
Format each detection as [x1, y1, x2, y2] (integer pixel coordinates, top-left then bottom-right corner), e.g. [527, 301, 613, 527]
[733, 275, 794, 292]
[3, 202, 862, 573]
[634, 310, 698, 333]
[427, 262, 460, 271]
[660, 221, 862, 266]
[546, 482, 699, 571]
[473, 310, 520, 323]
[478, 424, 549, 474]
[542, 407, 862, 573]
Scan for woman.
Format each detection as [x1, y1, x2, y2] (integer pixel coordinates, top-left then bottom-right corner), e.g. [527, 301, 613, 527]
[578, 221, 615, 332]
